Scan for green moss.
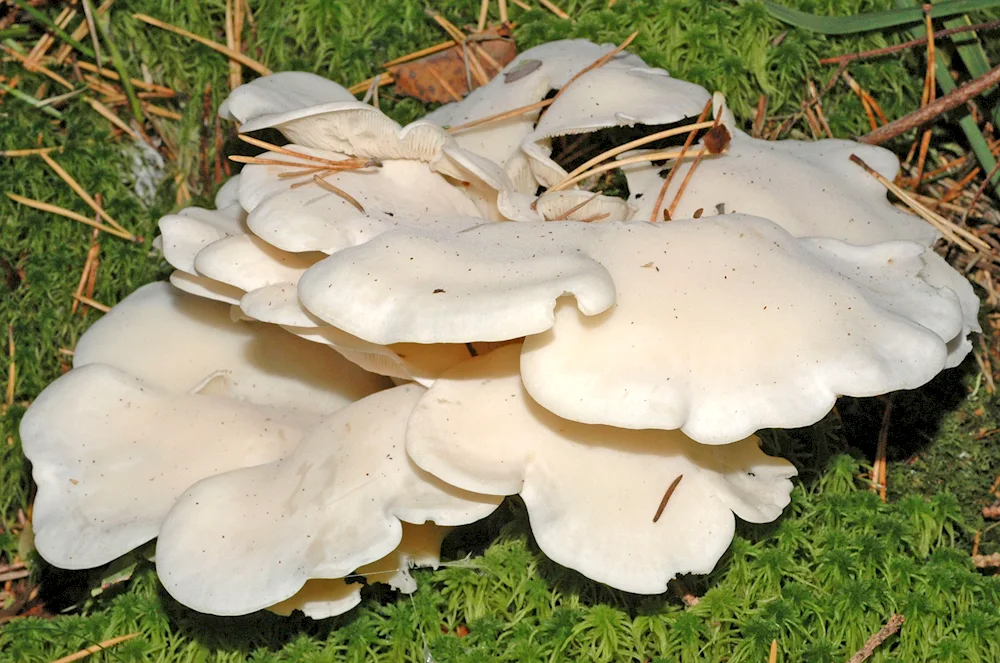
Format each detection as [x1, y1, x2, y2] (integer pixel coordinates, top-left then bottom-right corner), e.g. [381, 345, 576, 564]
[2, 0, 999, 661]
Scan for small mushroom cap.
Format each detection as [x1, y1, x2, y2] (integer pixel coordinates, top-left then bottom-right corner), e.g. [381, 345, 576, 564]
[622, 130, 938, 246]
[406, 344, 796, 594]
[193, 234, 323, 294]
[158, 203, 246, 276]
[268, 523, 450, 619]
[219, 71, 356, 124]
[20, 365, 305, 569]
[297, 224, 616, 344]
[238, 146, 482, 254]
[156, 384, 500, 616]
[920, 250, 981, 368]
[426, 39, 646, 170]
[168, 271, 243, 305]
[74, 282, 389, 412]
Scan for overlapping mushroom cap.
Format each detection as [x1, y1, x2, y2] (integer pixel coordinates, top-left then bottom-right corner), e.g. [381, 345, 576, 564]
[297, 214, 963, 443]
[21, 37, 982, 617]
[21, 283, 389, 569]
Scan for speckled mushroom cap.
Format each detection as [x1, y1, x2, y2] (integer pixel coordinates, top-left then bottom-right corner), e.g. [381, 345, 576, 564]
[297, 215, 964, 444]
[407, 344, 796, 593]
[155, 384, 500, 616]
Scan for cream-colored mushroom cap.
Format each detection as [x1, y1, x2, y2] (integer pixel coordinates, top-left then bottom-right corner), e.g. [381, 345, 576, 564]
[73, 282, 389, 413]
[407, 344, 796, 593]
[219, 71, 356, 125]
[155, 384, 500, 616]
[296, 216, 963, 443]
[268, 523, 451, 619]
[20, 365, 307, 569]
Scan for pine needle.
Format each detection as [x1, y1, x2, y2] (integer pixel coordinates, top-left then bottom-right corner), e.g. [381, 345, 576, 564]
[133, 13, 272, 75]
[6, 193, 136, 241]
[48, 632, 140, 663]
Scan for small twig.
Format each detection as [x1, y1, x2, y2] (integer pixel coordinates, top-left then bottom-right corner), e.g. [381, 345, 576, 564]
[962, 159, 1000, 223]
[820, 19, 1000, 65]
[752, 94, 768, 139]
[860, 63, 1000, 145]
[846, 614, 905, 663]
[133, 13, 272, 75]
[972, 552, 1000, 569]
[312, 175, 365, 213]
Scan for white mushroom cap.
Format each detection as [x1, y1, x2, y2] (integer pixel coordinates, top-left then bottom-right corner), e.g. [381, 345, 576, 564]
[20, 365, 307, 569]
[622, 130, 938, 245]
[238, 146, 483, 254]
[168, 270, 244, 305]
[219, 72, 356, 124]
[193, 234, 323, 294]
[73, 282, 389, 413]
[268, 523, 450, 619]
[158, 203, 247, 276]
[425, 39, 647, 171]
[296, 216, 963, 443]
[297, 224, 616, 344]
[155, 384, 500, 616]
[407, 344, 796, 593]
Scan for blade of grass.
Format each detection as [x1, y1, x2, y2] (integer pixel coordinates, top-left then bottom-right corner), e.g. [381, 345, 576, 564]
[9, 0, 97, 58]
[0, 82, 63, 119]
[94, 14, 145, 126]
[758, 0, 1000, 35]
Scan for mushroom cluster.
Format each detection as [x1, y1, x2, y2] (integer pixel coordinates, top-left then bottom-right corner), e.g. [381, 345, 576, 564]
[21, 39, 978, 618]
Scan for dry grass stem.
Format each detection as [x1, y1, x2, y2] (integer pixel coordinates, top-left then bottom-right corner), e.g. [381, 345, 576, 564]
[49, 632, 140, 663]
[312, 175, 366, 213]
[549, 191, 602, 220]
[448, 97, 553, 133]
[1, 45, 74, 90]
[6, 193, 135, 241]
[382, 41, 454, 68]
[74, 61, 175, 95]
[1, 147, 61, 157]
[133, 13, 271, 75]
[549, 148, 690, 193]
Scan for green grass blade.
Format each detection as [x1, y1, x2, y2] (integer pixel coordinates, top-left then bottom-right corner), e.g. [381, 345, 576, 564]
[943, 15, 1000, 128]
[95, 15, 145, 127]
[759, 0, 1000, 34]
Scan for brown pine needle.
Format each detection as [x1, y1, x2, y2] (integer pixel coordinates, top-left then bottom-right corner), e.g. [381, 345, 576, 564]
[652, 99, 713, 222]
[347, 73, 395, 95]
[382, 41, 453, 68]
[667, 107, 728, 219]
[849, 155, 988, 252]
[538, 0, 570, 19]
[511, 0, 530, 9]
[277, 166, 330, 179]
[549, 191, 602, 220]
[72, 231, 101, 315]
[808, 81, 833, 138]
[84, 97, 141, 141]
[846, 615, 904, 663]
[769, 640, 778, 663]
[5, 324, 14, 411]
[874, 396, 892, 501]
[1, 147, 61, 157]
[229, 152, 376, 171]
[652, 475, 683, 523]
[312, 175, 365, 213]
[549, 148, 691, 192]
[75, 61, 175, 95]
[963, 159, 1000, 223]
[425, 63, 463, 102]
[477, 0, 490, 32]
[912, 8, 936, 189]
[6, 193, 135, 241]
[39, 152, 127, 233]
[499, 0, 509, 23]
[551, 31, 638, 106]
[448, 97, 553, 133]
[557, 119, 715, 190]
[1, 45, 74, 90]
[49, 632, 140, 663]
[133, 13, 271, 75]
[72, 294, 111, 313]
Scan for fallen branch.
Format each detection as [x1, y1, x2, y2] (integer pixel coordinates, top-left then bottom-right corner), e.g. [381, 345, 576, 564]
[846, 614, 905, 663]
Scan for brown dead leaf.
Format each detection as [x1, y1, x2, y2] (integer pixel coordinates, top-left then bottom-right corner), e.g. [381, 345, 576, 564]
[389, 25, 516, 104]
